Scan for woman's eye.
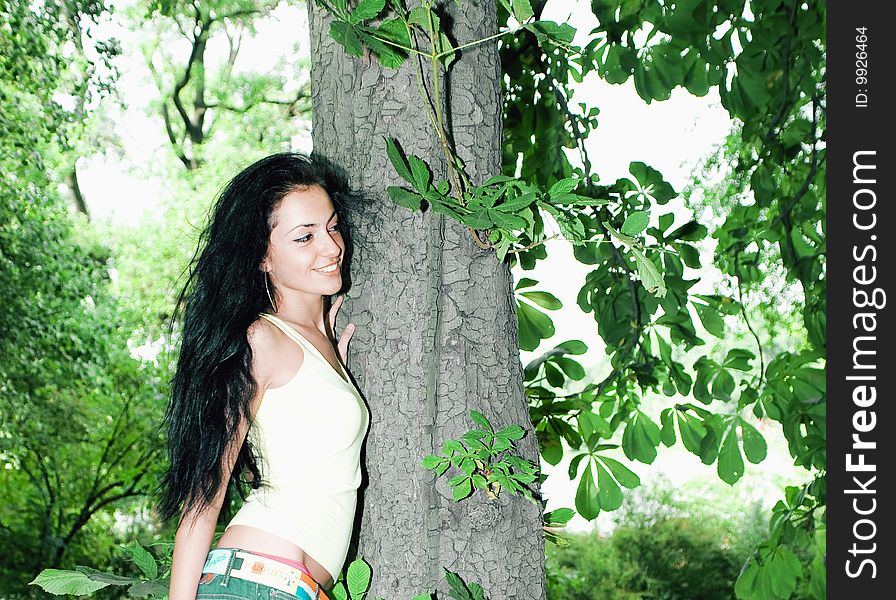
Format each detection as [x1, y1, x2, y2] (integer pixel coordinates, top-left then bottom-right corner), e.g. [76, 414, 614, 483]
[294, 234, 312, 243]
[328, 224, 340, 233]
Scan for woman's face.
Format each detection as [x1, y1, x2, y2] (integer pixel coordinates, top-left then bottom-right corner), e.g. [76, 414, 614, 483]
[263, 185, 344, 301]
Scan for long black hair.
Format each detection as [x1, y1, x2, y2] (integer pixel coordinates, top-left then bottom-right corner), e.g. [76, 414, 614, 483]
[159, 153, 346, 523]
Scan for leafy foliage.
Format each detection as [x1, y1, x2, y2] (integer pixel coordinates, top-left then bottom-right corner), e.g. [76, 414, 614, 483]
[29, 542, 168, 597]
[422, 411, 539, 502]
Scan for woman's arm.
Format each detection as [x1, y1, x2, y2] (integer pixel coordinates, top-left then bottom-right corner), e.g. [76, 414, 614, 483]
[167, 318, 276, 599]
[167, 424, 246, 600]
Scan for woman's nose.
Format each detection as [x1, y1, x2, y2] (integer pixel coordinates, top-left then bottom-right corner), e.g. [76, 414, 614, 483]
[320, 233, 342, 257]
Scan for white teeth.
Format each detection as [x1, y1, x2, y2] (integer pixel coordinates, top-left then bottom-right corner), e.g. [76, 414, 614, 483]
[318, 263, 338, 273]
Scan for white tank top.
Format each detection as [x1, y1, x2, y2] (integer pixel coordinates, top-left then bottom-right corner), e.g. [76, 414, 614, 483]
[226, 313, 369, 580]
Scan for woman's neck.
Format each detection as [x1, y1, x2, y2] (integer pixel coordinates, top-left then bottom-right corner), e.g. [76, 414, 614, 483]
[271, 293, 326, 332]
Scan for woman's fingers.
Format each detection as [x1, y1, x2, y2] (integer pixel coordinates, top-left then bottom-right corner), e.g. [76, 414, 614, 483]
[328, 295, 345, 331]
[337, 323, 355, 363]
[328, 295, 354, 362]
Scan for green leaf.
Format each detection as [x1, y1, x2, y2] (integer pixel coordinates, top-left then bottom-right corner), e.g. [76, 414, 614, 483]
[123, 542, 157, 579]
[128, 580, 168, 598]
[530, 21, 576, 45]
[622, 413, 660, 464]
[408, 156, 431, 192]
[717, 425, 745, 484]
[377, 18, 411, 47]
[483, 174, 515, 185]
[629, 161, 676, 203]
[694, 302, 725, 338]
[470, 410, 491, 430]
[599, 456, 640, 488]
[740, 420, 767, 464]
[517, 300, 555, 351]
[541, 436, 563, 465]
[437, 31, 456, 68]
[422, 454, 446, 470]
[621, 210, 649, 236]
[74, 567, 135, 586]
[557, 339, 587, 355]
[387, 186, 423, 211]
[544, 507, 575, 526]
[332, 581, 349, 600]
[488, 207, 527, 230]
[668, 221, 707, 241]
[442, 439, 465, 455]
[630, 247, 666, 298]
[346, 558, 372, 598]
[712, 369, 735, 401]
[407, 6, 429, 27]
[496, 424, 525, 441]
[544, 362, 564, 387]
[575, 461, 600, 520]
[463, 209, 493, 229]
[554, 356, 585, 380]
[568, 453, 586, 479]
[30, 570, 109, 595]
[677, 412, 705, 455]
[735, 561, 759, 599]
[724, 348, 755, 371]
[658, 212, 674, 232]
[330, 21, 364, 56]
[384, 137, 414, 183]
[358, 30, 405, 69]
[548, 177, 578, 197]
[444, 569, 484, 600]
[602, 220, 636, 245]
[496, 191, 537, 213]
[511, 0, 534, 22]
[350, 0, 385, 23]
[659, 408, 676, 447]
[595, 461, 623, 510]
[451, 477, 474, 500]
[520, 290, 562, 310]
[515, 277, 538, 290]
[577, 410, 611, 444]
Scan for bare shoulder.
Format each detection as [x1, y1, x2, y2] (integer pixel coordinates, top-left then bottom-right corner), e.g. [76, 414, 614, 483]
[246, 317, 304, 391]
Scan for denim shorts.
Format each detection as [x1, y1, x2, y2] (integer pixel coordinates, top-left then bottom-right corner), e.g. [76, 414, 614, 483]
[196, 549, 328, 600]
[196, 572, 299, 600]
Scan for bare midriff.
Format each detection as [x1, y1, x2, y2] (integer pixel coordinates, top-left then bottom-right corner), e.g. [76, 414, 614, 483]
[216, 525, 333, 588]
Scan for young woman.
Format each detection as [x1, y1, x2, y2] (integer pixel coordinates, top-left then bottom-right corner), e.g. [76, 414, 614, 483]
[160, 153, 368, 600]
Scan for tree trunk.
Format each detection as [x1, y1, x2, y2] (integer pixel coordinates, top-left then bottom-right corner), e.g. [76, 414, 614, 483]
[309, 2, 546, 599]
[66, 165, 90, 219]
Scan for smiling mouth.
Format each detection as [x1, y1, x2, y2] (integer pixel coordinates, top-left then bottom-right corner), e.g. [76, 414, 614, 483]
[316, 262, 339, 273]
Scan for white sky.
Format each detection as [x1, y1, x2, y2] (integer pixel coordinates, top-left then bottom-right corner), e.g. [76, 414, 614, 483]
[79, 0, 806, 532]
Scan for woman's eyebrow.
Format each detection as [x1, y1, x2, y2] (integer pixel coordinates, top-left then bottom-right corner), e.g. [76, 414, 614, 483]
[285, 210, 337, 234]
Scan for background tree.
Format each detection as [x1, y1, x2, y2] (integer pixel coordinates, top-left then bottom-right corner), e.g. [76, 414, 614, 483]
[0, 1, 166, 594]
[142, 0, 309, 169]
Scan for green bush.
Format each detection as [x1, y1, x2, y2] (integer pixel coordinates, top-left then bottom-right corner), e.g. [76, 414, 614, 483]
[546, 478, 772, 600]
[547, 517, 748, 600]
[613, 518, 743, 600]
[546, 533, 643, 600]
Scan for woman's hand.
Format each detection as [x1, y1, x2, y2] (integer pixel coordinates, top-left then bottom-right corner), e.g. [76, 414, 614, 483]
[327, 295, 355, 363]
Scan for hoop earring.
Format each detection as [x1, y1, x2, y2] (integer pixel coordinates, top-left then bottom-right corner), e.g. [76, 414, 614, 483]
[264, 272, 277, 311]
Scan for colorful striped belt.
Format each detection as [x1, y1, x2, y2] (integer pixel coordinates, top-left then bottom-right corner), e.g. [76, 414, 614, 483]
[203, 548, 330, 600]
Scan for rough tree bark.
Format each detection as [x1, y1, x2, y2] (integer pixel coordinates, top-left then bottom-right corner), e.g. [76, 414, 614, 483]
[309, 1, 546, 598]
